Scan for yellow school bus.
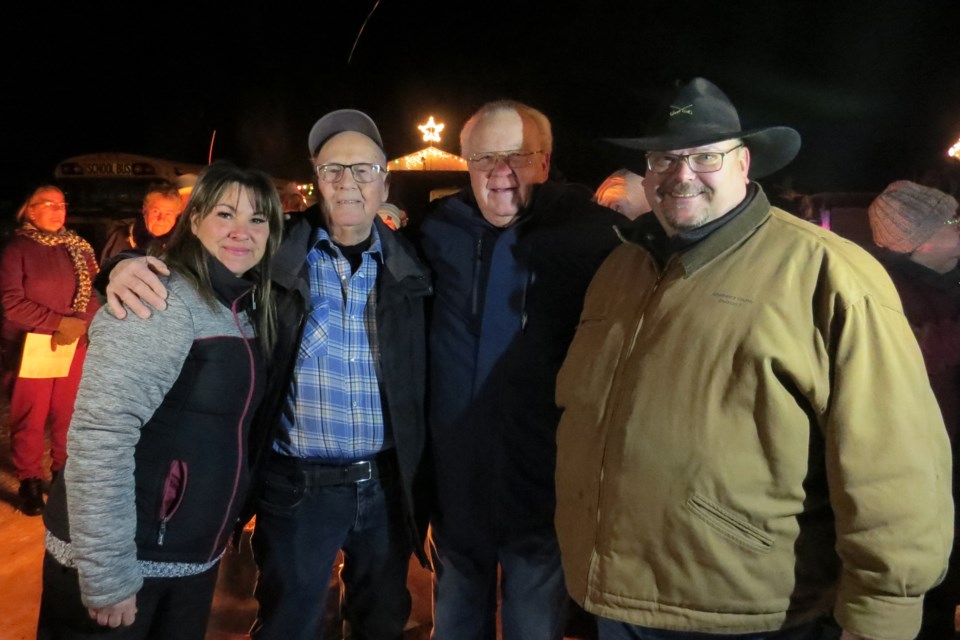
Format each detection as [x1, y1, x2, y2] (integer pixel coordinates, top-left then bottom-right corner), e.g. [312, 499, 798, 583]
[54, 152, 206, 216]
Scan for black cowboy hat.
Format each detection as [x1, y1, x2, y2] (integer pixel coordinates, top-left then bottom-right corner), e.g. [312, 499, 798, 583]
[605, 77, 801, 179]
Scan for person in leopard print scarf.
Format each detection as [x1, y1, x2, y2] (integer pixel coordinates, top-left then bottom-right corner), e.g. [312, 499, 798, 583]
[0, 185, 99, 516]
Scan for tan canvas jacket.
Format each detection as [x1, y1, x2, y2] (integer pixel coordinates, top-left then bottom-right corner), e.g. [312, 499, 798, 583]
[555, 188, 953, 640]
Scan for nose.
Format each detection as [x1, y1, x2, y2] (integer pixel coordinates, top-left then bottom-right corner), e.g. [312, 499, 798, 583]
[490, 156, 514, 175]
[671, 158, 699, 181]
[227, 219, 254, 238]
[337, 169, 360, 187]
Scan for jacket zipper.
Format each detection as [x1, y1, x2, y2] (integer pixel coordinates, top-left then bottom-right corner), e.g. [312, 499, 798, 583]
[593, 256, 672, 551]
[157, 460, 189, 546]
[470, 236, 483, 317]
[208, 290, 256, 561]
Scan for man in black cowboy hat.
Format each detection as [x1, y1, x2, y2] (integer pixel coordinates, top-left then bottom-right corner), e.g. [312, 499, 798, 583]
[553, 78, 952, 640]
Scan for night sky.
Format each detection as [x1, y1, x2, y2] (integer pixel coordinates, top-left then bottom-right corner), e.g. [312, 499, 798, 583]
[2, 0, 959, 213]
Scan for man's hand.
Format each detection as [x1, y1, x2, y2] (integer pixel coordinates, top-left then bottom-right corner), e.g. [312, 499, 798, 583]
[51, 316, 87, 346]
[106, 256, 170, 320]
[840, 631, 871, 640]
[88, 595, 137, 628]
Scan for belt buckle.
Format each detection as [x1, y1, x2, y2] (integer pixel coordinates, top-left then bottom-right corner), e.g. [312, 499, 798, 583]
[350, 460, 373, 483]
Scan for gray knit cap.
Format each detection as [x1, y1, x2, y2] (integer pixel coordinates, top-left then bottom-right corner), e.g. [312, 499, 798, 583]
[867, 180, 958, 253]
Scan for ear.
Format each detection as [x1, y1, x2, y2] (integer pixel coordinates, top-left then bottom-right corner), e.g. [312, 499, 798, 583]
[189, 212, 200, 234]
[533, 151, 551, 182]
[382, 173, 391, 202]
[739, 146, 752, 183]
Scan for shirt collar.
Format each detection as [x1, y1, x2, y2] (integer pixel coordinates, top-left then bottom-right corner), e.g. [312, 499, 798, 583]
[312, 223, 383, 260]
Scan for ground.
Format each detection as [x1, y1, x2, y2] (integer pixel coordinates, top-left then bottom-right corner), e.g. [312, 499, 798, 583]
[0, 389, 434, 640]
[0, 390, 594, 639]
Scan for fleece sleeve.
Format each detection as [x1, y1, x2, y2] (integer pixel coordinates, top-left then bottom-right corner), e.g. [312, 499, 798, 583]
[64, 283, 194, 609]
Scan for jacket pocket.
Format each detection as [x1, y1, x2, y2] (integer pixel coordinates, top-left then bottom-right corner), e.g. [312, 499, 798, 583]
[157, 460, 188, 546]
[686, 493, 774, 553]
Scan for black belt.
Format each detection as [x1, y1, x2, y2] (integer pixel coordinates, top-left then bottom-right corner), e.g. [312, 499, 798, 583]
[271, 450, 397, 486]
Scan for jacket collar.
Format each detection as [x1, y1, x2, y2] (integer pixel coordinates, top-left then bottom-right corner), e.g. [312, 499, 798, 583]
[654, 184, 771, 276]
[270, 205, 430, 297]
[879, 250, 960, 293]
[205, 249, 257, 309]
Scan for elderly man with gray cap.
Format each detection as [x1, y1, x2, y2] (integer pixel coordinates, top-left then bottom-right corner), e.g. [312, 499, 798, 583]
[103, 109, 432, 639]
[554, 78, 952, 640]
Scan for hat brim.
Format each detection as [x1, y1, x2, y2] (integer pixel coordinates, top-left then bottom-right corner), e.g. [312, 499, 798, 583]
[604, 126, 801, 179]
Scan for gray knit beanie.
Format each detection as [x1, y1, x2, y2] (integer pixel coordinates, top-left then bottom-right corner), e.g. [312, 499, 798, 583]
[868, 180, 959, 253]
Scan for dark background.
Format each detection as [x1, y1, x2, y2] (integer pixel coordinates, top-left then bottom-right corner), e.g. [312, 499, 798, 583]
[2, 0, 959, 214]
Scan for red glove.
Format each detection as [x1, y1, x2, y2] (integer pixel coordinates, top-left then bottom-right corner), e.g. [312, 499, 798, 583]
[52, 316, 87, 346]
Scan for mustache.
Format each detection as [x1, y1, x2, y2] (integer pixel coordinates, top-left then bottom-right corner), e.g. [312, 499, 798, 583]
[658, 184, 711, 198]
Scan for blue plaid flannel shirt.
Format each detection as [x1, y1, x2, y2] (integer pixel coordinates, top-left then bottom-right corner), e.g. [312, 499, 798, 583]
[275, 225, 386, 460]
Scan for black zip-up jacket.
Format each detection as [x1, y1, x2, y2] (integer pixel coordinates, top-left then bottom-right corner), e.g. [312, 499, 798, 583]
[240, 207, 433, 565]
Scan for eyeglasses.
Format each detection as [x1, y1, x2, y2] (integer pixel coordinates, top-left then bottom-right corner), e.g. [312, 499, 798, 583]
[315, 163, 386, 184]
[467, 150, 544, 172]
[645, 144, 745, 174]
[29, 201, 68, 211]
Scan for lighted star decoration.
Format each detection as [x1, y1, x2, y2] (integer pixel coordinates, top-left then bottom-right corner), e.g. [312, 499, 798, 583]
[418, 116, 444, 143]
[949, 136, 960, 160]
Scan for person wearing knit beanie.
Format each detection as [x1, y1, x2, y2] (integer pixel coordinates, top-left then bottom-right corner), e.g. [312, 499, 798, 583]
[867, 179, 960, 640]
[868, 180, 959, 255]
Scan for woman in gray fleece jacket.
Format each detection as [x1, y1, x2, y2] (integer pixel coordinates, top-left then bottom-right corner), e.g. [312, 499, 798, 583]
[37, 161, 284, 640]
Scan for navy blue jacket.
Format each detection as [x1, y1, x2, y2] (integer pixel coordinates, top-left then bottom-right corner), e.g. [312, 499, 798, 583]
[420, 182, 624, 545]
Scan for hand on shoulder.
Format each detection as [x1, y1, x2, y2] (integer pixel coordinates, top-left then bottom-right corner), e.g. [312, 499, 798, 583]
[106, 256, 171, 320]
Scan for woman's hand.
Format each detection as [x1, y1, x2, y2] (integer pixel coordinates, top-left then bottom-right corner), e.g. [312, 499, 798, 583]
[51, 316, 87, 346]
[88, 595, 137, 628]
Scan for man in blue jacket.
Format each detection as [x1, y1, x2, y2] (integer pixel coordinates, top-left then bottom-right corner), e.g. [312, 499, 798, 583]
[420, 100, 625, 639]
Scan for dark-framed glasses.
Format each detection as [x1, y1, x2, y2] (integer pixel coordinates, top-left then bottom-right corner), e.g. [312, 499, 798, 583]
[315, 163, 386, 184]
[29, 201, 68, 211]
[467, 150, 543, 171]
[646, 144, 745, 174]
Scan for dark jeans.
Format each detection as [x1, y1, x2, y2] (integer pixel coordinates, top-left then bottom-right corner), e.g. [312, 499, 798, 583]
[37, 552, 219, 640]
[429, 525, 568, 640]
[598, 616, 842, 640]
[251, 454, 413, 640]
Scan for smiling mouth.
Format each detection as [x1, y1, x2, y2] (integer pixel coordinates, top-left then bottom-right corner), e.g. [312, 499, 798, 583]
[660, 188, 707, 199]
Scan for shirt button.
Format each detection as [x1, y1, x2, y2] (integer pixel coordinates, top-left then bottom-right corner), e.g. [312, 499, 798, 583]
[352, 401, 359, 408]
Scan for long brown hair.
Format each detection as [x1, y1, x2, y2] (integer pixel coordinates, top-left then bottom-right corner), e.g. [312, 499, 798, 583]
[156, 161, 283, 355]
